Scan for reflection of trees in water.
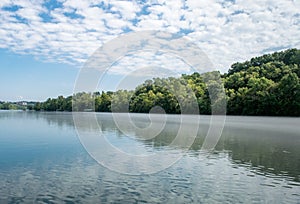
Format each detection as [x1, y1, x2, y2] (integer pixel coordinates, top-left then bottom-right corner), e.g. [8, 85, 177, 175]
[4, 111, 298, 182]
[142, 120, 300, 182]
[78, 113, 300, 182]
[0, 111, 75, 128]
[36, 112, 75, 128]
[0, 110, 25, 119]
[219, 127, 300, 182]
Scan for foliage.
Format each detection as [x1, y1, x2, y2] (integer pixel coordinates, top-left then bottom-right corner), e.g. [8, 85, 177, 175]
[0, 101, 26, 110]
[225, 48, 300, 116]
[32, 48, 300, 116]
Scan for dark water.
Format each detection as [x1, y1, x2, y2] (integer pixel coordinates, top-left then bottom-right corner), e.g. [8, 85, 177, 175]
[0, 111, 299, 203]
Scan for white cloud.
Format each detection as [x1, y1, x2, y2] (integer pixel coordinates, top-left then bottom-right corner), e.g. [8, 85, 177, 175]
[0, 0, 299, 73]
[110, 0, 139, 20]
[108, 51, 191, 76]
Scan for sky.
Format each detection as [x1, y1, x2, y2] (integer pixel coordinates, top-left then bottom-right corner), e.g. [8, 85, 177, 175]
[0, 0, 299, 101]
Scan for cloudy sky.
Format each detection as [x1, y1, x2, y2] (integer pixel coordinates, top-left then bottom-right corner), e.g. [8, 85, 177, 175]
[0, 0, 299, 101]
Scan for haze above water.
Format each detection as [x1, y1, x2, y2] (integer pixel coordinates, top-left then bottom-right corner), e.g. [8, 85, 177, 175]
[0, 111, 299, 203]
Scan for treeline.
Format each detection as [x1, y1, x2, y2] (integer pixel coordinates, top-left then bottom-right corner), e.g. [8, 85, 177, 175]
[225, 48, 300, 116]
[34, 48, 300, 116]
[0, 101, 34, 110]
[0, 102, 20, 110]
[33, 72, 224, 115]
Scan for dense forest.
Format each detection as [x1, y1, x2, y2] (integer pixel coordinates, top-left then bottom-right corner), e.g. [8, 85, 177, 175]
[31, 48, 300, 116]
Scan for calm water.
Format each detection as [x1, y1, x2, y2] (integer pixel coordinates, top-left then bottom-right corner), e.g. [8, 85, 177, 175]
[0, 111, 299, 203]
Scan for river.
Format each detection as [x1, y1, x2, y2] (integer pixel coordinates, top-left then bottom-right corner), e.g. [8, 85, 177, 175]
[0, 111, 299, 203]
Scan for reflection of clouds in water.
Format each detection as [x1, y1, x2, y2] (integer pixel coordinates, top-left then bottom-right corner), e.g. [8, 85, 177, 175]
[0, 147, 299, 203]
[0, 154, 102, 203]
[2, 111, 298, 183]
[0, 111, 299, 203]
[34, 112, 299, 180]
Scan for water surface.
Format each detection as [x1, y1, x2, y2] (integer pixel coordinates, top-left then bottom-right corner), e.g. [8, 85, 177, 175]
[0, 111, 299, 203]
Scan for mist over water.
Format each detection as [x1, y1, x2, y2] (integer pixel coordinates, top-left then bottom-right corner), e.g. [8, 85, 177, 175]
[0, 111, 299, 203]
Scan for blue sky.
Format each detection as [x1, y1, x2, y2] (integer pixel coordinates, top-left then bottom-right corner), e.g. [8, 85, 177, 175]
[0, 48, 77, 101]
[0, 0, 299, 101]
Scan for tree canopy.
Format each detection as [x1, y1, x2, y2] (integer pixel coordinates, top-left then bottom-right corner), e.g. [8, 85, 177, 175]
[33, 48, 300, 116]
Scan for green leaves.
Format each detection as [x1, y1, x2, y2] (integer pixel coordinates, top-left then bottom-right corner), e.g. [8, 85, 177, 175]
[225, 48, 300, 116]
[33, 48, 300, 116]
